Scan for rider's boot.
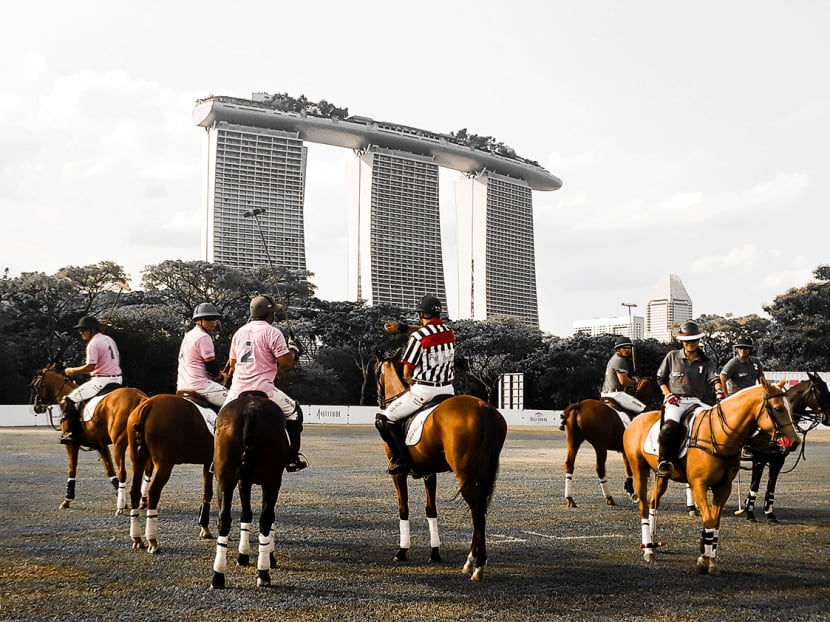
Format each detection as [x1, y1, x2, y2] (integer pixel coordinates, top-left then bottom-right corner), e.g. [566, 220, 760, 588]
[285, 417, 308, 473]
[59, 398, 83, 445]
[656, 420, 684, 478]
[375, 414, 411, 476]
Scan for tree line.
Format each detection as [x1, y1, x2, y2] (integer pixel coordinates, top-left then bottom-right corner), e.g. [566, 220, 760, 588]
[2, 261, 829, 409]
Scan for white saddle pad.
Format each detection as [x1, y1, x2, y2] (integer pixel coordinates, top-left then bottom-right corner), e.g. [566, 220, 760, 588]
[613, 408, 631, 429]
[81, 395, 106, 422]
[185, 399, 218, 436]
[404, 405, 440, 446]
[643, 408, 705, 458]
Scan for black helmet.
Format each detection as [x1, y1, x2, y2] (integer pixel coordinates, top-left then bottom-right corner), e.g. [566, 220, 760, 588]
[73, 316, 101, 330]
[676, 321, 703, 341]
[249, 295, 276, 320]
[416, 295, 441, 317]
[735, 336, 754, 349]
[192, 302, 220, 321]
[614, 336, 634, 349]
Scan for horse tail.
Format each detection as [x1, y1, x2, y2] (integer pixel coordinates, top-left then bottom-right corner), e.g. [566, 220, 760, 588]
[560, 403, 579, 431]
[459, 405, 505, 514]
[240, 398, 259, 481]
[131, 399, 153, 460]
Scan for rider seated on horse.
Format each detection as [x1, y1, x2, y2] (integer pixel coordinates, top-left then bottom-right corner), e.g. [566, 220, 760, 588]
[655, 321, 726, 478]
[59, 315, 123, 445]
[176, 302, 229, 410]
[376, 295, 455, 476]
[600, 336, 646, 414]
[223, 295, 307, 473]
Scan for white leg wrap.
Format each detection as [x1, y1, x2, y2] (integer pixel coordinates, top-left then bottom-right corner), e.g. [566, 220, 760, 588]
[564, 474, 573, 498]
[427, 517, 440, 548]
[117, 482, 127, 510]
[257, 533, 273, 571]
[238, 522, 252, 556]
[145, 509, 158, 540]
[213, 535, 229, 573]
[648, 507, 656, 535]
[640, 519, 651, 547]
[685, 484, 695, 507]
[711, 528, 719, 559]
[141, 473, 151, 497]
[599, 478, 610, 498]
[399, 519, 411, 550]
[129, 509, 142, 538]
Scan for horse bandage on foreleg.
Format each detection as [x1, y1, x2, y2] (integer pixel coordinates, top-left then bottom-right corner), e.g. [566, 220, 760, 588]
[129, 509, 142, 539]
[640, 519, 652, 548]
[599, 478, 610, 499]
[213, 535, 228, 573]
[564, 474, 573, 498]
[141, 473, 151, 497]
[145, 509, 158, 540]
[700, 528, 717, 558]
[65, 477, 76, 501]
[764, 491, 775, 514]
[399, 519, 411, 550]
[117, 481, 127, 510]
[257, 533, 273, 571]
[427, 517, 440, 548]
[238, 522, 251, 555]
[648, 507, 656, 534]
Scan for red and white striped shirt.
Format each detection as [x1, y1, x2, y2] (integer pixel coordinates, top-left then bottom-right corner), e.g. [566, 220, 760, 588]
[402, 320, 455, 385]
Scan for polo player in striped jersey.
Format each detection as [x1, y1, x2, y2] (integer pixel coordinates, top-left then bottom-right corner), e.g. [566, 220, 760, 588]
[376, 295, 456, 475]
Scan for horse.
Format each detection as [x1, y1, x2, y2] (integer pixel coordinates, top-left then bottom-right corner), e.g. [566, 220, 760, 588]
[210, 392, 288, 589]
[559, 378, 659, 507]
[622, 378, 799, 575]
[375, 352, 507, 582]
[738, 372, 830, 522]
[31, 365, 147, 512]
[127, 394, 215, 553]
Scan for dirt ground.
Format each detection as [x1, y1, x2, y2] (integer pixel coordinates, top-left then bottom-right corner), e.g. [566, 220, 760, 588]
[1, 425, 828, 621]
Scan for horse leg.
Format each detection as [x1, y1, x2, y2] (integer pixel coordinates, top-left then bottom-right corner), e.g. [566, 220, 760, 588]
[763, 454, 785, 523]
[460, 486, 488, 581]
[128, 453, 149, 550]
[622, 453, 637, 502]
[694, 479, 730, 576]
[61, 445, 80, 509]
[255, 487, 279, 588]
[198, 464, 214, 539]
[641, 475, 669, 562]
[593, 446, 615, 506]
[424, 475, 441, 563]
[98, 445, 119, 492]
[391, 474, 411, 562]
[143, 463, 172, 554]
[140, 468, 152, 509]
[563, 433, 583, 508]
[743, 459, 764, 522]
[237, 481, 254, 566]
[686, 484, 700, 517]
[211, 476, 236, 590]
[114, 435, 129, 516]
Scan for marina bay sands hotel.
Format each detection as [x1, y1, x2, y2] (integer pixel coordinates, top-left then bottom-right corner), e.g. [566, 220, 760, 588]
[193, 94, 562, 327]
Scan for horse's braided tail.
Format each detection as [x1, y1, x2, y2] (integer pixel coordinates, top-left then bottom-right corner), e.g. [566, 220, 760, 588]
[132, 400, 152, 460]
[240, 399, 258, 481]
[560, 403, 579, 431]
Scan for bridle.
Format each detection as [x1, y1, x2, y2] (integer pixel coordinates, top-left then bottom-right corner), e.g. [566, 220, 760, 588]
[30, 370, 72, 415]
[376, 355, 409, 409]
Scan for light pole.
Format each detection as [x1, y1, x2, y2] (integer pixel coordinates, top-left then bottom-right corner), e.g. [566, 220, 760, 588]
[621, 302, 638, 374]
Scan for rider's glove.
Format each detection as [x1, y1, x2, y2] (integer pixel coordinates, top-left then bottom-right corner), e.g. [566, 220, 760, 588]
[716, 390, 727, 401]
[663, 393, 681, 407]
[287, 339, 302, 357]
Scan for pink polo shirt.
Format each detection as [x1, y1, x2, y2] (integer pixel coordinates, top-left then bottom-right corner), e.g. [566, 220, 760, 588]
[176, 325, 216, 392]
[226, 320, 289, 401]
[87, 333, 122, 377]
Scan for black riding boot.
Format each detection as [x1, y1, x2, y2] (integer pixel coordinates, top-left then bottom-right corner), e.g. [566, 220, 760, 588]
[285, 406, 307, 472]
[59, 398, 83, 445]
[375, 414, 411, 475]
[656, 420, 684, 478]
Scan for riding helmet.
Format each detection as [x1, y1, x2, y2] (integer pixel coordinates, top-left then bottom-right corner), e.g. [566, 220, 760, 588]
[676, 321, 703, 341]
[614, 336, 634, 349]
[416, 295, 442, 317]
[735, 336, 754, 349]
[192, 302, 221, 321]
[73, 316, 101, 330]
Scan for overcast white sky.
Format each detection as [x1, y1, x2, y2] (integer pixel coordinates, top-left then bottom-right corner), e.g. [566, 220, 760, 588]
[2, 1, 828, 336]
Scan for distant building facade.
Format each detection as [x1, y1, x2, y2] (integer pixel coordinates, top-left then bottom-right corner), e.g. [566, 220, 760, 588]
[572, 314, 645, 340]
[646, 274, 693, 342]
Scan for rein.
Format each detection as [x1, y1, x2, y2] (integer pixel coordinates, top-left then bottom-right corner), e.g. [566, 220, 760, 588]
[376, 357, 409, 409]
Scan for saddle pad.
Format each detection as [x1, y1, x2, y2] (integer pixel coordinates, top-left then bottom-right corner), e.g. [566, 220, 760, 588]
[184, 398, 218, 436]
[81, 395, 106, 422]
[613, 409, 630, 430]
[642, 408, 704, 458]
[404, 405, 439, 446]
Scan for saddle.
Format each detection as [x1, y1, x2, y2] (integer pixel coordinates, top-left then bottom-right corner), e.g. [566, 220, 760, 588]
[177, 390, 221, 413]
[78, 383, 123, 419]
[401, 394, 454, 437]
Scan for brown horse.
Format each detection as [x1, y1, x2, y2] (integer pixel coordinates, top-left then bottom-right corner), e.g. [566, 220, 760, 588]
[560, 378, 658, 507]
[623, 378, 799, 574]
[375, 352, 507, 582]
[31, 365, 147, 512]
[127, 394, 215, 553]
[210, 392, 288, 589]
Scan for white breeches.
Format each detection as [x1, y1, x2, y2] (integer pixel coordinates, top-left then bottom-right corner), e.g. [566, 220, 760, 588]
[68, 377, 122, 403]
[383, 383, 454, 423]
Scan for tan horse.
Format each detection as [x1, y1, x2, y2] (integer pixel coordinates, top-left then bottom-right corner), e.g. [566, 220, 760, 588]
[560, 378, 658, 507]
[127, 394, 215, 553]
[623, 378, 799, 574]
[375, 352, 507, 582]
[31, 365, 147, 512]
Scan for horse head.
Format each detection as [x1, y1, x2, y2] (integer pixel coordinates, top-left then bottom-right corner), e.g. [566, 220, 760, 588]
[806, 372, 830, 426]
[757, 378, 800, 454]
[374, 348, 406, 408]
[30, 365, 74, 414]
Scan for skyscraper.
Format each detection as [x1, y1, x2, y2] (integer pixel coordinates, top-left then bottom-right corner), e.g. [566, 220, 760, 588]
[646, 274, 693, 342]
[198, 121, 307, 271]
[347, 147, 446, 310]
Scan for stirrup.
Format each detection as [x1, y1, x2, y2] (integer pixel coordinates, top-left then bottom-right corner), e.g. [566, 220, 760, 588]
[59, 432, 81, 446]
[285, 454, 308, 473]
[387, 460, 410, 476]
[656, 461, 673, 478]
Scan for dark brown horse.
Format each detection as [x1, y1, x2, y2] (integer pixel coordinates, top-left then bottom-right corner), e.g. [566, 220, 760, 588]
[127, 394, 215, 553]
[375, 352, 507, 582]
[623, 378, 799, 574]
[31, 365, 147, 512]
[559, 378, 658, 507]
[738, 372, 830, 522]
[210, 392, 288, 589]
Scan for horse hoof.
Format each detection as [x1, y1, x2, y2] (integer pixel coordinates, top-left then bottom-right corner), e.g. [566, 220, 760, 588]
[210, 572, 225, 590]
[237, 553, 250, 567]
[140, 498, 148, 510]
[606, 496, 616, 506]
[643, 550, 654, 563]
[766, 513, 779, 523]
[746, 512, 757, 523]
[629, 494, 639, 503]
[429, 548, 442, 564]
[256, 570, 271, 588]
[696, 556, 709, 574]
[470, 567, 484, 581]
[200, 527, 214, 539]
[708, 562, 721, 576]
[147, 539, 160, 554]
[115, 508, 124, 517]
[132, 537, 148, 550]
[566, 497, 578, 508]
[59, 499, 71, 510]
[687, 506, 700, 517]
[110, 478, 120, 491]
[393, 549, 408, 563]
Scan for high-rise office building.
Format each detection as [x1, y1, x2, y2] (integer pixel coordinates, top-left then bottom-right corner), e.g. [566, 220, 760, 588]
[347, 147, 446, 310]
[646, 274, 693, 342]
[456, 172, 539, 327]
[198, 121, 307, 271]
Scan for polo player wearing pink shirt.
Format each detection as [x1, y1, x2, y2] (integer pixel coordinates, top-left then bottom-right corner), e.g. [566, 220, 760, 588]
[60, 316, 123, 445]
[224, 295, 307, 472]
[177, 302, 228, 408]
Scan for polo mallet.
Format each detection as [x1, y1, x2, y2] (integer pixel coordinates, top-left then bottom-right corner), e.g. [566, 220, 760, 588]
[243, 207, 293, 333]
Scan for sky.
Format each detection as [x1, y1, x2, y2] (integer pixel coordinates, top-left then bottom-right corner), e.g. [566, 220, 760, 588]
[2, 1, 828, 337]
